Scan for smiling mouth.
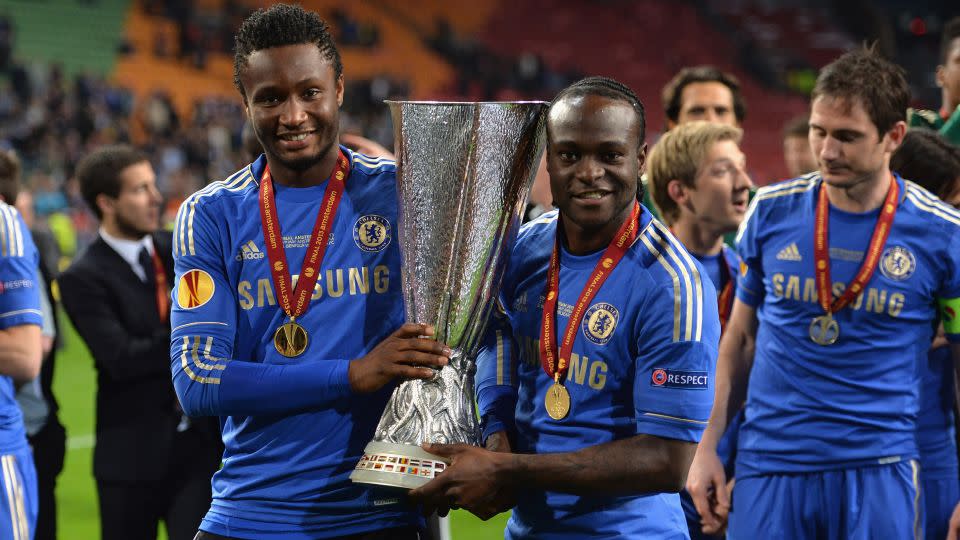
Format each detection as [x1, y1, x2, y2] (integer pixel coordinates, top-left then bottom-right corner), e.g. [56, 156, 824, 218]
[574, 190, 610, 200]
[279, 132, 312, 142]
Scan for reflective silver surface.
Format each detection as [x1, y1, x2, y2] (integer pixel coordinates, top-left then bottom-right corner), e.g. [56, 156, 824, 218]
[352, 101, 547, 489]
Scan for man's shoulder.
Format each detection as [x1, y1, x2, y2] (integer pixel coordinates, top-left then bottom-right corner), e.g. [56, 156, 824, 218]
[901, 180, 960, 236]
[61, 238, 110, 282]
[348, 150, 396, 179]
[753, 173, 818, 208]
[517, 210, 558, 245]
[634, 219, 709, 294]
[181, 165, 259, 217]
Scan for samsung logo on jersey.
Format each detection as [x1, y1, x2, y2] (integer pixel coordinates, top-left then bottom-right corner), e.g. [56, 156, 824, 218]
[650, 369, 708, 390]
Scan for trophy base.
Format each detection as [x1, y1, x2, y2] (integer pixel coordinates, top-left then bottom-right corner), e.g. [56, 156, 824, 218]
[350, 441, 449, 490]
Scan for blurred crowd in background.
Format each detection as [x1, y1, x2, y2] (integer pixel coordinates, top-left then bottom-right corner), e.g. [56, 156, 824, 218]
[0, 0, 952, 267]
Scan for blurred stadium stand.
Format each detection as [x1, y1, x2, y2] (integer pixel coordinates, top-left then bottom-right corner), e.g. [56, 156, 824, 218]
[0, 0, 952, 260]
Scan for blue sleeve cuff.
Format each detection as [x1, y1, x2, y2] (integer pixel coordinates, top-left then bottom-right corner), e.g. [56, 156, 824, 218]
[218, 358, 352, 415]
[477, 385, 517, 442]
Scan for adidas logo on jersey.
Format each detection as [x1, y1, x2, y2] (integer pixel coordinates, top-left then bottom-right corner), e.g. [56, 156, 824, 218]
[776, 243, 802, 261]
[236, 240, 265, 261]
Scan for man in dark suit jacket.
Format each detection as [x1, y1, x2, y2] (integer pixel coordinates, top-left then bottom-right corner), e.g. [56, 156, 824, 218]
[59, 145, 221, 540]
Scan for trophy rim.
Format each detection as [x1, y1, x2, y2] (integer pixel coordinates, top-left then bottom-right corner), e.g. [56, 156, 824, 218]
[384, 99, 549, 106]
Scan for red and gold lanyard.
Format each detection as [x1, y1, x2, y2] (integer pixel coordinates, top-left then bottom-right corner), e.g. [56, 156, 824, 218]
[151, 249, 169, 323]
[717, 249, 734, 333]
[813, 175, 899, 316]
[259, 150, 350, 322]
[540, 202, 641, 384]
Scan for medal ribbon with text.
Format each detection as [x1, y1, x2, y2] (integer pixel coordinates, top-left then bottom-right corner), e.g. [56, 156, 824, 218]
[259, 150, 350, 323]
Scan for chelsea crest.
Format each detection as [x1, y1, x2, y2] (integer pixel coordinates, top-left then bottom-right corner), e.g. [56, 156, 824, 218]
[582, 302, 619, 345]
[879, 246, 915, 281]
[354, 215, 392, 253]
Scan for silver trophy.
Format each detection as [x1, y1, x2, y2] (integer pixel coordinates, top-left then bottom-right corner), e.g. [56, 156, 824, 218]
[350, 101, 547, 489]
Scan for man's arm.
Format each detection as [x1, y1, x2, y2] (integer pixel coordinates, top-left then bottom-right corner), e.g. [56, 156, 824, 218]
[0, 206, 44, 383]
[0, 324, 40, 384]
[411, 434, 694, 520]
[685, 298, 757, 534]
[170, 196, 448, 418]
[475, 304, 518, 448]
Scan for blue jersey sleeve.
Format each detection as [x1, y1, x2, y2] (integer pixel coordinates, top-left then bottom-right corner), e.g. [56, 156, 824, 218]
[734, 197, 764, 307]
[475, 301, 518, 442]
[170, 198, 352, 417]
[940, 226, 960, 342]
[0, 206, 41, 329]
[634, 269, 719, 443]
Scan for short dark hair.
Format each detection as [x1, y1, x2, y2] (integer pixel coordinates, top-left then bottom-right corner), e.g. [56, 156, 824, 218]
[941, 17, 960, 64]
[783, 115, 809, 140]
[890, 129, 960, 199]
[0, 150, 21, 204]
[812, 47, 909, 137]
[662, 66, 747, 125]
[233, 3, 343, 99]
[76, 144, 148, 220]
[550, 76, 647, 145]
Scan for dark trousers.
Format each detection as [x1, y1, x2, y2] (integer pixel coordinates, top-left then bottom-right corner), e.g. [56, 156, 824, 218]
[194, 526, 421, 540]
[98, 429, 216, 540]
[27, 419, 66, 540]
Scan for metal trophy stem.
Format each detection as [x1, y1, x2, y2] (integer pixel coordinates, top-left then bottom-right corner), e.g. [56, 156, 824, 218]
[350, 101, 547, 490]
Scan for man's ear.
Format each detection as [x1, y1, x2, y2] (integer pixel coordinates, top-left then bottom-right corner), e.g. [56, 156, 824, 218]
[95, 193, 114, 219]
[666, 179, 689, 207]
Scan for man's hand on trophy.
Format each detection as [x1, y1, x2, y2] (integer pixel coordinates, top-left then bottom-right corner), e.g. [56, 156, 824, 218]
[348, 323, 451, 393]
[409, 443, 515, 521]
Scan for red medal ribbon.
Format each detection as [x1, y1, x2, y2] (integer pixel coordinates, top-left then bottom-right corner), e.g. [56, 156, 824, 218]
[813, 174, 899, 315]
[540, 202, 641, 384]
[151, 249, 169, 323]
[259, 150, 350, 320]
[717, 250, 734, 333]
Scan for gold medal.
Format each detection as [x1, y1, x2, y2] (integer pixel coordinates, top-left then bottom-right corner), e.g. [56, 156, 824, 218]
[809, 314, 839, 346]
[544, 382, 570, 420]
[274, 320, 309, 357]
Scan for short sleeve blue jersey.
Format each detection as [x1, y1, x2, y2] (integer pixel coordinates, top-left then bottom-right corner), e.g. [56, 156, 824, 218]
[0, 203, 40, 453]
[734, 173, 960, 477]
[169, 149, 418, 539]
[476, 208, 719, 539]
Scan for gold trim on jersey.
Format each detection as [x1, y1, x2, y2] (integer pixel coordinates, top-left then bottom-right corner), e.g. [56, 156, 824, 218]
[904, 183, 960, 226]
[640, 222, 703, 342]
[351, 154, 395, 169]
[642, 412, 708, 424]
[652, 221, 704, 341]
[174, 168, 255, 257]
[1, 455, 26, 540]
[755, 175, 817, 202]
[911, 459, 921, 540]
[180, 336, 226, 384]
[0, 204, 24, 258]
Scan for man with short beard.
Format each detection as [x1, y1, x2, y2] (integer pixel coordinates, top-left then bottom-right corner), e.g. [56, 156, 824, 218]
[687, 48, 960, 539]
[169, 5, 447, 539]
[60, 144, 222, 540]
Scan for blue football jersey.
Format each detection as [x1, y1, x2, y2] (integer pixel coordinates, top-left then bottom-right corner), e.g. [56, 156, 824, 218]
[0, 203, 40, 454]
[477, 208, 719, 539]
[918, 343, 957, 479]
[169, 149, 418, 539]
[734, 173, 960, 477]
